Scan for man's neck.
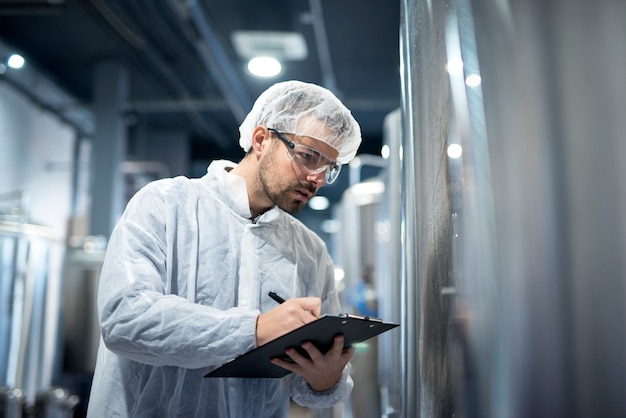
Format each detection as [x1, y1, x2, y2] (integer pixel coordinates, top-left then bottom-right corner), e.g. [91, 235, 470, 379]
[229, 159, 272, 219]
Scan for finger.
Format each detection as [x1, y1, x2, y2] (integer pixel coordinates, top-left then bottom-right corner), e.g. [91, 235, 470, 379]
[330, 335, 354, 363]
[296, 297, 322, 318]
[284, 347, 312, 366]
[270, 357, 298, 373]
[299, 341, 324, 362]
[327, 335, 346, 356]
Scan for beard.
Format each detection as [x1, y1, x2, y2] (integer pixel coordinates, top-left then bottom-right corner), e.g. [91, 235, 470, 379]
[258, 149, 316, 215]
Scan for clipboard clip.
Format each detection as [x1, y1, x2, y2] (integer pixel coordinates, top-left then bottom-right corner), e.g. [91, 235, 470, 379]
[339, 313, 384, 323]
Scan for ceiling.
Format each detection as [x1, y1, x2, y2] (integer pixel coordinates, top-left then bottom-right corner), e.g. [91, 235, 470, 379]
[0, 0, 400, 220]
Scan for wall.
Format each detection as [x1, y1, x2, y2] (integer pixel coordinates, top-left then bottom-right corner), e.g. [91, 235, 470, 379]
[0, 81, 75, 236]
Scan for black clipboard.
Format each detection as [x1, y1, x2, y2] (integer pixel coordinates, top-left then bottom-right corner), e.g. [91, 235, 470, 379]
[204, 314, 399, 378]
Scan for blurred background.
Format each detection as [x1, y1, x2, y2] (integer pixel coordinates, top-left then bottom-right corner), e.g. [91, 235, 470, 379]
[2, 0, 626, 417]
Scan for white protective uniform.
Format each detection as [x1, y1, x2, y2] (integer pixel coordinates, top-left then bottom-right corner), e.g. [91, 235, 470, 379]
[87, 160, 353, 418]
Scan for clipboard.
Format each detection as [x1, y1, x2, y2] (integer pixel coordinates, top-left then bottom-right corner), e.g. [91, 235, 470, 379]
[204, 313, 399, 378]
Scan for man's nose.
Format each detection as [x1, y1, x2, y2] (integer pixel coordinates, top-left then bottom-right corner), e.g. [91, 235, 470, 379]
[306, 170, 326, 187]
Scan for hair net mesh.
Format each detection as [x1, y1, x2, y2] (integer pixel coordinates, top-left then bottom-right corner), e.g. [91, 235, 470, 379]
[239, 80, 362, 164]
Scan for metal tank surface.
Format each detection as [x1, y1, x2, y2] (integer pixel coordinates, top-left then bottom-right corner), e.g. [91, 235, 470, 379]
[375, 109, 403, 418]
[336, 156, 387, 418]
[333, 109, 403, 418]
[448, 0, 626, 417]
[0, 221, 63, 407]
[399, 0, 456, 417]
[0, 204, 79, 417]
[397, 0, 626, 416]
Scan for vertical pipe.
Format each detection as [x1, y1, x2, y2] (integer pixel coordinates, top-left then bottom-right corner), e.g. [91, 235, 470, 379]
[308, 0, 338, 93]
[89, 61, 129, 238]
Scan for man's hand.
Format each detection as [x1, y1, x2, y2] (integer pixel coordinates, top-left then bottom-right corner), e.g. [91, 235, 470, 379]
[256, 297, 321, 346]
[270, 334, 354, 392]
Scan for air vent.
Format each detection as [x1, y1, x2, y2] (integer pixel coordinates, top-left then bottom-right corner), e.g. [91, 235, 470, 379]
[231, 31, 308, 61]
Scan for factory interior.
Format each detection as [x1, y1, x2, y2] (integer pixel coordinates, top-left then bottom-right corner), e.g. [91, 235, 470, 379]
[1, 0, 626, 417]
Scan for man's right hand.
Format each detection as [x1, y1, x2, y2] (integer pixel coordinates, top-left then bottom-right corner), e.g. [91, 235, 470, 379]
[255, 297, 321, 346]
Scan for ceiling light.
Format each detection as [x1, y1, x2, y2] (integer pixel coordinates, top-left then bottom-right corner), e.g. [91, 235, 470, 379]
[232, 31, 308, 61]
[7, 54, 25, 69]
[247, 56, 281, 78]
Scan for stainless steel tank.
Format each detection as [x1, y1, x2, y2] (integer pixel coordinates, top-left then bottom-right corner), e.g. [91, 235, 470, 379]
[338, 175, 385, 418]
[0, 220, 64, 411]
[399, 0, 457, 416]
[398, 0, 626, 416]
[447, 0, 626, 416]
[375, 109, 403, 418]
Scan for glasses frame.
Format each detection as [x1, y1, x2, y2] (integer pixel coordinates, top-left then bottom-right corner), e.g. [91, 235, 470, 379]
[268, 128, 342, 184]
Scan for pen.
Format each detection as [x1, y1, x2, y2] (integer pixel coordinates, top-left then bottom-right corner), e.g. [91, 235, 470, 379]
[268, 291, 286, 304]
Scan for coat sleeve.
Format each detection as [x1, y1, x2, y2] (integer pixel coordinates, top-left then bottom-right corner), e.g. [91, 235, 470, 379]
[97, 183, 258, 370]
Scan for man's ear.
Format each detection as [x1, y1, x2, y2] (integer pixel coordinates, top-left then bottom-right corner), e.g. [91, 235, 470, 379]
[250, 125, 270, 157]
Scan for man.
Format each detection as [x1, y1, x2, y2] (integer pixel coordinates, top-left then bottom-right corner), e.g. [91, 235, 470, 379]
[87, 80, 362, 417]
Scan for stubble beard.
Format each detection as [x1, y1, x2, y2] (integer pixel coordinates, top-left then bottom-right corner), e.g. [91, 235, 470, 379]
[258, 151, 312, 215]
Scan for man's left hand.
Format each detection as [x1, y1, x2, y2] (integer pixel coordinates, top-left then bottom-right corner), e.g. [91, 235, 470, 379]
[270, 334, 354, 392]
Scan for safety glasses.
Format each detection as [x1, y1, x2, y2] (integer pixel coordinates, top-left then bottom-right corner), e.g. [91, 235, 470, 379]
[268, 128, 342, 184]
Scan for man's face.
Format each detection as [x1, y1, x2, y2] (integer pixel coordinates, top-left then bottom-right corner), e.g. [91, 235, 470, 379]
[258, 132, 338, 215]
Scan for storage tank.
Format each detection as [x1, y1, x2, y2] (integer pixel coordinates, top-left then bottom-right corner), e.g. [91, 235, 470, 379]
[0, 220, 64, 411]
[335, 154, 388, 418]
[0, 189, 78, 417]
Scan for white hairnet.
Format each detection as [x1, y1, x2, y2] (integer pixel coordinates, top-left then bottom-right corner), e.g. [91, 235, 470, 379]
[239, 80, 362, 164]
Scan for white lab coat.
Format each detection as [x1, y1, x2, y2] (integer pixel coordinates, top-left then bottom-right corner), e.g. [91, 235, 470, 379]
[87, 160, 353, 418]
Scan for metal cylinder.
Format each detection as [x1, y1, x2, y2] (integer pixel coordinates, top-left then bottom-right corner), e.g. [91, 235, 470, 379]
[444, 0, 626, 416]
[338, 176, 385, 418]
[0, 221, 64, 408]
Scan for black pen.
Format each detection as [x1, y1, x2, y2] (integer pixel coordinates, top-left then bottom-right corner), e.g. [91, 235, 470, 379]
[268, 291, 286, 304]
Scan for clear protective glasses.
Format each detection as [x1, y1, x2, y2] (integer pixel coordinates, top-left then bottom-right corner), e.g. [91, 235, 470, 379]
[268, 128, 342, 184]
